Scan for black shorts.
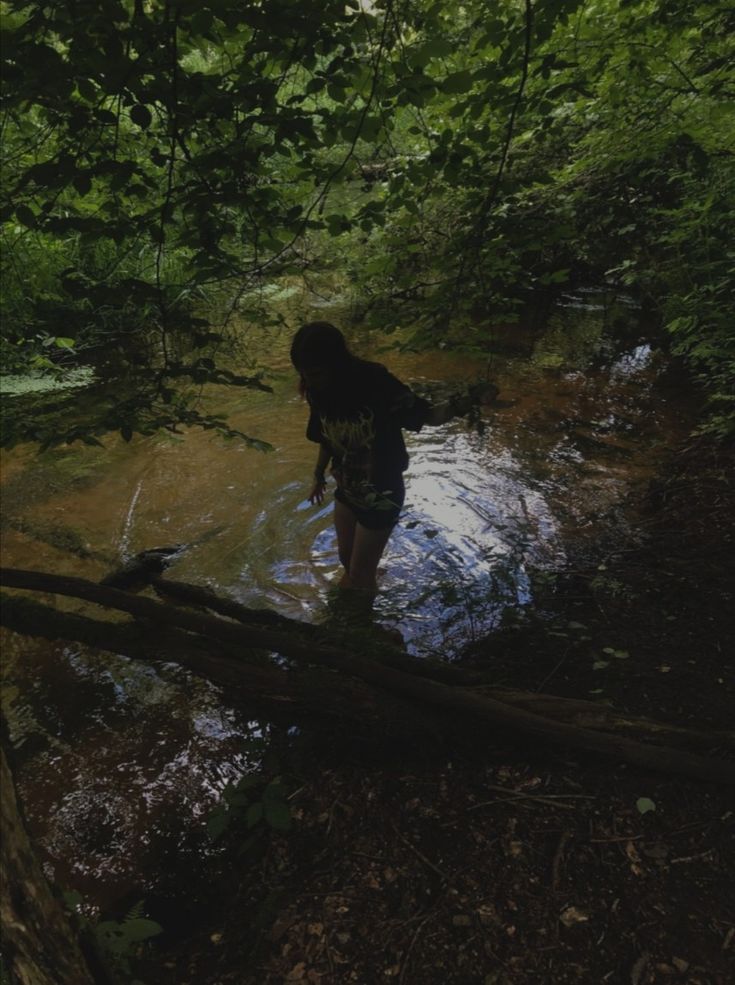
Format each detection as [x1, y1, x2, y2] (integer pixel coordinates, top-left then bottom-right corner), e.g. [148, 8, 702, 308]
[334, 478, 405, 530]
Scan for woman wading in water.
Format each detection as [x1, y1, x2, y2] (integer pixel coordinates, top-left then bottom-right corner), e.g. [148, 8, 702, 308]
[291, 322, 488, 595]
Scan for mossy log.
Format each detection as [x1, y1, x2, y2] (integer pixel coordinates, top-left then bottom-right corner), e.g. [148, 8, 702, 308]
[1, 567, 734, 784]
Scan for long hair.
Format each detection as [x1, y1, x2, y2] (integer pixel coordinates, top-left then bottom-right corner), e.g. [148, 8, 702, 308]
[290, 322, 355, 398]
[290, 321, 352, 369]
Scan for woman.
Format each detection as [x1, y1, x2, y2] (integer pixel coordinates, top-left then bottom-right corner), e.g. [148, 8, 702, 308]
[291, 321, 476, 595]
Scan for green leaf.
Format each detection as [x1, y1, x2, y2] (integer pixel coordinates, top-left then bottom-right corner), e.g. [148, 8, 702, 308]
[422, 39, 454, 59]
[325, 214, 351, 236]
[262, 779, 287, 802]
[443, 70, 474, 94]
[130, 104, 152, 129]
[54, 337, 75, 349]
[448, 100, 469, 119]
[246, 802, 264, 828]
[237, 832, 263, 857]
[327, 83, 346, 102]
[122, 918, 163, 943]
[15, 205, 36, 228]
[636, 797, 656, 815]
[63, 890, 85, 910]
[409, 38, 453, 67]
[73, 172, 92, 196]
[94, 107, 118, 125]
[540, 268, 570, 285]
[264, 799, 291, 832]
[77, 78, 97, 101]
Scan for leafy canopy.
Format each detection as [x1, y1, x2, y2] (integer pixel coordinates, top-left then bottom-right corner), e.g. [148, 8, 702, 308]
[2, 0, 733, 443]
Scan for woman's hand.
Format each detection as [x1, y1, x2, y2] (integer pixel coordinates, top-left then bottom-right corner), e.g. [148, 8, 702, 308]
[426, 382, 499, 426]
[308, 476, 327, 505]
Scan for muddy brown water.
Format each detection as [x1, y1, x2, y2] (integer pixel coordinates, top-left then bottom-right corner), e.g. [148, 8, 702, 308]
[0, 295, 695, 912]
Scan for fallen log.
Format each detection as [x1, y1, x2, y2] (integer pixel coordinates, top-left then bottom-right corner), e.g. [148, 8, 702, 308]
[0, 593, 443, 750]
[3, 591, 729, 754]
[153, 576, 735, 750]
[2, 567, 734, 784]
[477, 688, 735, 750]
[152, 574, 488, 686]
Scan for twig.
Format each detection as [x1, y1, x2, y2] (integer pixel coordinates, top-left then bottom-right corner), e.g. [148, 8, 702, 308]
[391, 823, 448, 883]
[481, 782, 588, 797]
[398, 910, 436, 985]
[670, 850, 714, 864]
[324, 931, 336, 977]
[466, 782, 595, 811]
[551, 830, 573, 891]
[535, 648, 571, 693]
[453, 0, 534, 293]
[468, 796, 578, 811]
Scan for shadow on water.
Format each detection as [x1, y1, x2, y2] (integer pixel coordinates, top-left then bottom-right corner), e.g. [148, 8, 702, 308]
[0, 289, 696, 912]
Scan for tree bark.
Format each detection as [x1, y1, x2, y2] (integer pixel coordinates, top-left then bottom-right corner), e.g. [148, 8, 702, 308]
[2, 567, 734, 784]
[1, 739, 101, 985]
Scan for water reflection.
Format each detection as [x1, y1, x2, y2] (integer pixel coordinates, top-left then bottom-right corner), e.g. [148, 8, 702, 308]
[0, 317, 696, 909]
[363, 425, 564, 652]
[610, 343, 654, 379]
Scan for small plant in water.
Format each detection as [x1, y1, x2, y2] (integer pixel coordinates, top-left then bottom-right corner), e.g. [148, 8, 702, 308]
[63, 892, 162, 984]
[207, 771, 293, 855]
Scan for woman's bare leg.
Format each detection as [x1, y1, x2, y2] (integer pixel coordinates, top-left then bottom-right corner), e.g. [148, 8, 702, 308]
[334, 499, 357, 582]
[346, 522, 394, 594]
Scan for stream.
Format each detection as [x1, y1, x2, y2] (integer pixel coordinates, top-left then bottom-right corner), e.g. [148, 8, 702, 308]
[0, 291, 695, 912]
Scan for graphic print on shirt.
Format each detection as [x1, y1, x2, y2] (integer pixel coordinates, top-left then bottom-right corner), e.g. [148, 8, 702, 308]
[320, 409, 375, 461]
[320, 410, 399, 512]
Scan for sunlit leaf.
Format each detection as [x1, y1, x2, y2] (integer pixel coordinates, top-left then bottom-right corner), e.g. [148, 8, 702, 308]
[636, 797, 656, 815]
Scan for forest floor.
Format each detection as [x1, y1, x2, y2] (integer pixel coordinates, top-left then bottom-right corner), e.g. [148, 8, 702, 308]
[141, 438, 735, 985]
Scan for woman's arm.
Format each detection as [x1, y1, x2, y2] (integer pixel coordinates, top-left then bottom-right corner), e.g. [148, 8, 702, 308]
[425, 383, 499, 426]
[308, 444, 332, 504]
[425, 395, 472, 427]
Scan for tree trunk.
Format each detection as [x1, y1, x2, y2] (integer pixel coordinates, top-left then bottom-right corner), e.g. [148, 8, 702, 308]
[0, 739, 101, 985]
[2, 567, 734, 784]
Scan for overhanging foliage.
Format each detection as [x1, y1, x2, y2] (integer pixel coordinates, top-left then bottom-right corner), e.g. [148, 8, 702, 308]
[1, 0, 733, 443]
